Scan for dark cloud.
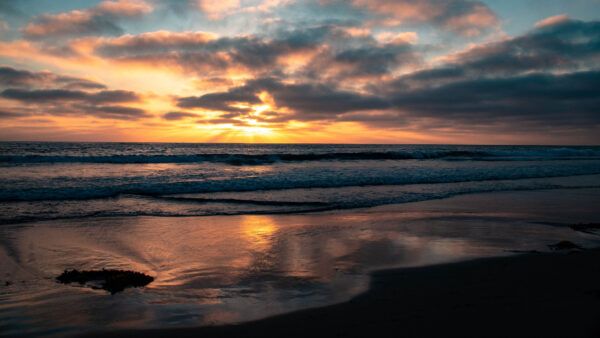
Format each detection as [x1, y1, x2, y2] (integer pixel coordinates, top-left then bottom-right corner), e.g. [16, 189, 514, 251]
[379, 18, 600, 129]
[0, 66, 107, 89]
[162, 111, 199, 120]
[0, 110, 27, 118]
[0, 66, 49, 86]
[87, 90, 140, 104]
[92, 28, 329, 75]
[76, 105, 150, 120]
[303, 41, 418, 81]
[398, 18, 600, 90]
[92, 24, 419, 82]
[2, 88, 87, 101]
[0, 66, 146, 121]
[458, 18, 600, 72]
[389, 70, 600, 127]
[21, 0, 152, 39]
[177, 77, 390, 120]
[177, 85, 260, 112]
[1, 88, 140, 104]
[54, 78, 107, 90]
[175, 16, 600, 130]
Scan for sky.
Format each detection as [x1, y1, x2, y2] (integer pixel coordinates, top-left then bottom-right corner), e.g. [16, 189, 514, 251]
[0, 0, 599, 144]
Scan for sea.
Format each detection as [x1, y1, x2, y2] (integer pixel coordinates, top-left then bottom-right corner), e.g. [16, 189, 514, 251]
[2, 143, 600, 224]
[1, 143, 600, 336]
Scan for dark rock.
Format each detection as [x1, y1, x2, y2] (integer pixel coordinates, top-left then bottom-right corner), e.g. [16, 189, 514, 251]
[548, 240, 583, 251]
[57, 269, 154, 294]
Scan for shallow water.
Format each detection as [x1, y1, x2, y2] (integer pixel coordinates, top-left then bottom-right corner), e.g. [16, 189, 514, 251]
[1, 188, 599, 337]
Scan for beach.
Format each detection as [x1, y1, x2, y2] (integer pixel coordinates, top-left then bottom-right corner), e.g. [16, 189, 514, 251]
[2, 187, 600, 337]
[81, 248, 600, 338]
[2, 1, 600, 335]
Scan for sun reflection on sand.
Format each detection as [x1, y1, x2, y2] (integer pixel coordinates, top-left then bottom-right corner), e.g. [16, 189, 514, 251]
[240, 215, 278, 250]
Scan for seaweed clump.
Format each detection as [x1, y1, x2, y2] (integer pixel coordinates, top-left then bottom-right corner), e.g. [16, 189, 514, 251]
[57, 269, 154, 294]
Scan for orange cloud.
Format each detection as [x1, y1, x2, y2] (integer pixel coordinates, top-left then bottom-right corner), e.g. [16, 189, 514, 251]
[375, 32, 418, 45]
[535, 14, 571, 28]
[353, 0, 438, 23]
[442, 5, 498, 37]
[195, 0, 241, 19]
[351, 0, 498, 36]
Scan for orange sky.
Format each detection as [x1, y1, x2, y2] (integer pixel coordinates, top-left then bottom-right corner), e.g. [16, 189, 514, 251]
[0, 0, 599, 144]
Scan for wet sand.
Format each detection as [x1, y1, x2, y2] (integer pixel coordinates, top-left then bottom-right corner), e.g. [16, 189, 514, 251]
[3, 188, 600, 337]
[80, 248, 600, 338]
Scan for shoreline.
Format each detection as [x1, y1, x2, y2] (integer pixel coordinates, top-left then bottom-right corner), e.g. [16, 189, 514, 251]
[79, 248, 600, 338]
[3, 187, 599, 337]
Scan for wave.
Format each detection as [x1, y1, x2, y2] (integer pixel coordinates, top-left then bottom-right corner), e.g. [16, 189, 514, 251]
[2, 167, 600, 202]
[2, 180, 598, 225]
[2, 148, 600, 165]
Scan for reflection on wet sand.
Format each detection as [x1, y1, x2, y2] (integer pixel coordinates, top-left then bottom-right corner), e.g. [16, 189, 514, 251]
[1, 189, 600, 336]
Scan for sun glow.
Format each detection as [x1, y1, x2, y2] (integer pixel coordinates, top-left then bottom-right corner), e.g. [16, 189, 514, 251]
[241, 215, 278, 249]
[252, 104, 271, 114]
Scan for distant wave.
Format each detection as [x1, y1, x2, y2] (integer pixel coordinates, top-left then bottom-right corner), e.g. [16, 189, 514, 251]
[2, 148, 600, 165]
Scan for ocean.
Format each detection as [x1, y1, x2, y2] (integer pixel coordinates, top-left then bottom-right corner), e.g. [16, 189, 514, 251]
[1, 143, 600, 336]
[2, 143, 600, 224]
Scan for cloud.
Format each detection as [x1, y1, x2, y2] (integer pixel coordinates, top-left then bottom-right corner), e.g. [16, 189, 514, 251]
[90, 27, 330, 76]
[1, 88, 140, 104]
[162, 111, 200, 120]
[175, 19, 600, 131]
[399, 18, 600, 89]
[0, 88, 148, 120]
[0, 65, 148, 121]
[75, 104, 151, 120]
[156, 0, 239, 18]
[177, 85, 260, 112]
[0, 110, 27, 119]
[375, 32, 418, 45]
[22, 0, 153, 39]
[91, 24, 419, 82]
[157, 0, 290, 19]
[0, 66, 107, 89]
[177, 77, 390, 119]
[535, 14, 571, 28]
[364, 19, 600, 130]
[351, 0, 498, 36]
[302, 40, 419, 81]
[196, 0, 240, 19]
[390, 71, 600, 127]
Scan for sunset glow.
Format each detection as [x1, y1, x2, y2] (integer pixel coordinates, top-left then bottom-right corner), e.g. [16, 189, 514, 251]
[1, 1, 599, 144]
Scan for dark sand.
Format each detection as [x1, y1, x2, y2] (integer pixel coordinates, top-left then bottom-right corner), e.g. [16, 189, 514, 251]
[80, 248, 600, 338]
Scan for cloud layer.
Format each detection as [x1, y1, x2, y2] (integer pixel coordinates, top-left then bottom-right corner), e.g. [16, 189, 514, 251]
[0, 1, 599, 143]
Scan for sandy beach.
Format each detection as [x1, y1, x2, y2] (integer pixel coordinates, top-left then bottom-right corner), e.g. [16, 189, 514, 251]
[2, 187, 599, 337]
[79, 248, 600, 338]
